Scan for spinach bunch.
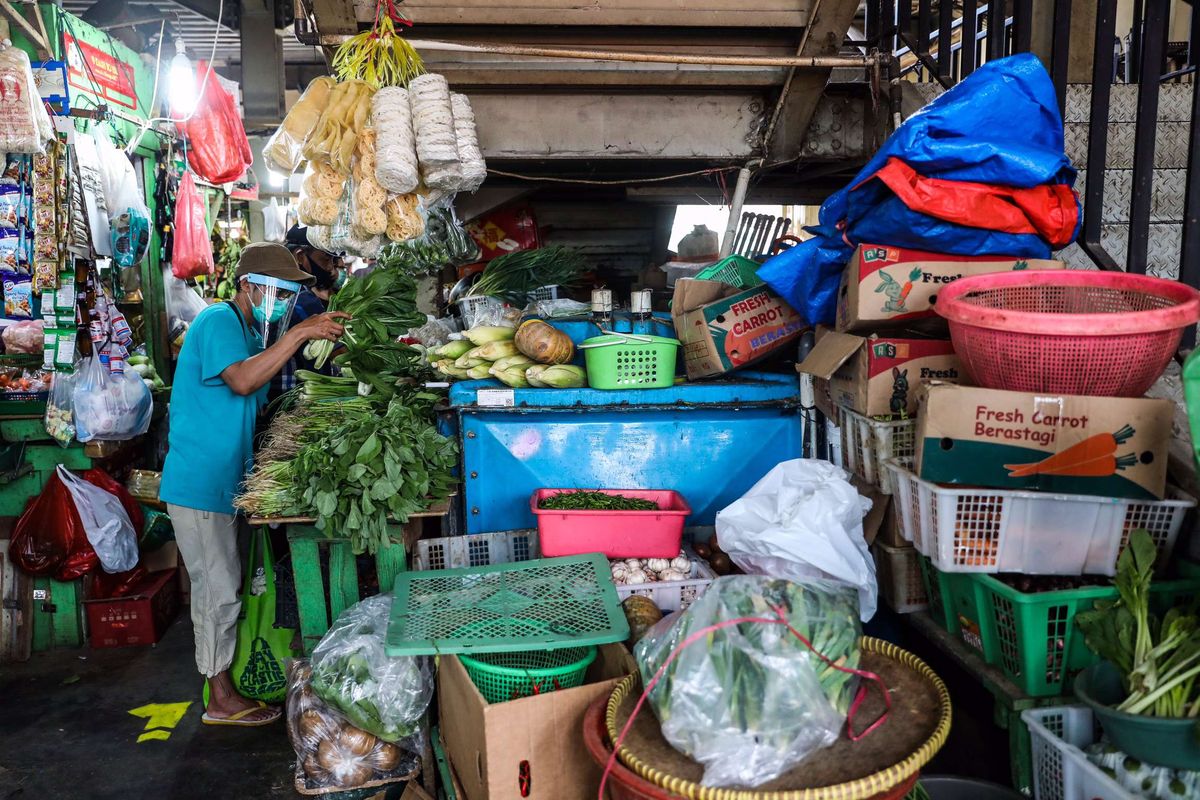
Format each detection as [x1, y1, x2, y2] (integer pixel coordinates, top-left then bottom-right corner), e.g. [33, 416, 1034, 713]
[293, 397, 458, 554]
[1077, 530, 1200, 717]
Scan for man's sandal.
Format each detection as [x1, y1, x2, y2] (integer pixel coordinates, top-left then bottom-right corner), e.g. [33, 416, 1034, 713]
[201, 701, 281, 727]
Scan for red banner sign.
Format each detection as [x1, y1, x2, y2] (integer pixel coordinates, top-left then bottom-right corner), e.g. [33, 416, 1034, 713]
[64, 35, 138, 111]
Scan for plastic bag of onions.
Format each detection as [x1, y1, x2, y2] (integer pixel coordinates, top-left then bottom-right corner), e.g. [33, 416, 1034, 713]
[285, 660, 419, 792]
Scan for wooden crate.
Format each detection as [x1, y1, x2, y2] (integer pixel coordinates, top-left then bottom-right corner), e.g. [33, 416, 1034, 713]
[0, 537, 32, 662]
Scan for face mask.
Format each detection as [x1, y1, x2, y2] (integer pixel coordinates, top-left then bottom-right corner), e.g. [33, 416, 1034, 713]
[332, 270, 347, 290]
[252, 294, 289, 324]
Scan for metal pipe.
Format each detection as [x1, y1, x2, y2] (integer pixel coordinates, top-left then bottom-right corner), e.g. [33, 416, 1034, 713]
[720, 163, 759, 259]
[317, 35, 883, 69]
[1127, 0, 1166, 275]
[1079, 0, 1120, 271]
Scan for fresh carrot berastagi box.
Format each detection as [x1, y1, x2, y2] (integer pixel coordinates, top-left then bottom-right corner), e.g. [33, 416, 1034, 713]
[835, 245, 1063, 333]
[916, 383, 1173, 500]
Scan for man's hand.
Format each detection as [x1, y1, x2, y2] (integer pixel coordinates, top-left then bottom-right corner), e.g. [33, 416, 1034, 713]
[290, 311, 351, 343]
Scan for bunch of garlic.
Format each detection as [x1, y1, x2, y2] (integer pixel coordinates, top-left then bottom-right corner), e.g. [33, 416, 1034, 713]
[609, 551, 692, 585]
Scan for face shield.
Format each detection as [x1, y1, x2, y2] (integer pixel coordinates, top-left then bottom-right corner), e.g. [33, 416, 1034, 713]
[242, 273, 302, 346]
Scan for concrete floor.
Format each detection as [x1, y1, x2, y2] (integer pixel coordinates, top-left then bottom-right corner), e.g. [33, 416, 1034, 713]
[0, 617, 299, 800]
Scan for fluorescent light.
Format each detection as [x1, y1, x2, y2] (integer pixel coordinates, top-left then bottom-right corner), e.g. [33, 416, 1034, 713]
[169, 38, 197, 116]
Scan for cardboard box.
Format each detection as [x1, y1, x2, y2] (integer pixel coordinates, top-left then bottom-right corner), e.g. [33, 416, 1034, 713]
[916, 383, 1173, 500]
[439, 643, 636, 800]
[798, 328, 960, 418]
[672, 279, 805, 380]
[836, 244, 1062, 333]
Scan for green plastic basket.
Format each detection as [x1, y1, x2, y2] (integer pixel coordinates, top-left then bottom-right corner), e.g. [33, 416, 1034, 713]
[385, 553, 629, 656]
[579, 333, 679, 390]
[460, 645, 597, 703]
[918, 556, 966, 636]
[694, 254, 763, 289]
[957, 573, 1200, 697]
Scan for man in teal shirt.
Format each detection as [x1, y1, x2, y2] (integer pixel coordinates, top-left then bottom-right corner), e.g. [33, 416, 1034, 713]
[161, 242, 348, 726]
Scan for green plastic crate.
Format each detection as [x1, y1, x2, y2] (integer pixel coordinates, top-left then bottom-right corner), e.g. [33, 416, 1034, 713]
[960, 574, 1200, 697]
[918, 556, 968, 636]
[694, 255, 763, 289]
[459, 645, 596, 703]
[386, 553, 629, 656]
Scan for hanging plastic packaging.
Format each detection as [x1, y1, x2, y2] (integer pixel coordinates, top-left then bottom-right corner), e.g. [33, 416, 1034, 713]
[72, 355, 153, 442]
[0, 45, 52, 154]
[11, 468, 98, 579]
[178, 61, 253, 185]
[262, 197, 288, 243]
[44, 367, 77, 446]
[408, 74, 461, 191]
[758, 54, 1081, 326]
[635, 576, 864, 788]
[171, 171, 215, 279]
[372, 87, 419, 195]
[264, 76, 335, 174]
[309, 595, 433, 743]
[298, 160, 343, 227]
[450, 93, 486, 192]
[56, 465, 139, 573]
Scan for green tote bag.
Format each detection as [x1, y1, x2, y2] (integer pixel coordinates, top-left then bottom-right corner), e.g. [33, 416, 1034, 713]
[203, 528, 298, 705]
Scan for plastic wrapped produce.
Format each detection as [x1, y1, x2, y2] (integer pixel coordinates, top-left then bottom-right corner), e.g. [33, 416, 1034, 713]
[352, 130, 388, 236]
[451, 93, 487, 192]
[309, 596, 433, 743]
[44, 369, 76, 447]
[0, 46, 51, 154]
[72, 356, 153, 442]
[304, 80, 375, 176]
[408, 75, 459, 184]
[264, 76, 335, 173]
[298, 160, 344, 227]
[372, 87, 419, 195]
[3, 319, 44, 355]
[286, 660, 418, 793]
[635, 576, 864, 788]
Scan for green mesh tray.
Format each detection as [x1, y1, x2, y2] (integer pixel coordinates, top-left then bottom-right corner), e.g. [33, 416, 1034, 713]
[385, 553, 629, 656]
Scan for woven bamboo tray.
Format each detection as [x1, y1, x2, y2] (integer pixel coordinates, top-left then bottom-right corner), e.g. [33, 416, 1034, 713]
[605, 637, 952, 800]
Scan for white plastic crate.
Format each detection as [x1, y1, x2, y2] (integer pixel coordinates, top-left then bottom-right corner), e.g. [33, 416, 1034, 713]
[414, 530, 539, 571]
[1024, 706, 1133, 800]
[837, 406, 915, 495]
[872, 541, 928, 614]
[884, 459, 1194, 575]
[456, 295, 506, 328]
[615, 553, 717, 613]
[527, 285, 560, 303]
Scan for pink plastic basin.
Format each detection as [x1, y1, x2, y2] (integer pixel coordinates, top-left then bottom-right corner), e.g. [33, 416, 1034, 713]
[531, 488, 691, 559]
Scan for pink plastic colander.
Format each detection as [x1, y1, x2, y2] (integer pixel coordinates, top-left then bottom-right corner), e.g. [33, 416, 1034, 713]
[934, 270, 1200, 397]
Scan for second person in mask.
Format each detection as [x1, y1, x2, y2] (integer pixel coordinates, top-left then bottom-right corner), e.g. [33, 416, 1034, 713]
[269, 226, 347, 403]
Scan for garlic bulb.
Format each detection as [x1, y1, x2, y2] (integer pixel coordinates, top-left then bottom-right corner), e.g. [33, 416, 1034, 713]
[658, 568, 687, 582]
[645, 558, 670, 573]
[626, 569, 650, 585]
[610, 563, 630, 583]
[671, 554, 691, 572]
[624, 558, 643, 570]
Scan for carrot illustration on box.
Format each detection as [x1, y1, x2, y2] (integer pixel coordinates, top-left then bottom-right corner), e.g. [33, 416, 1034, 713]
[1003, 425, 1148, 478]
[876, 267, 923, 313]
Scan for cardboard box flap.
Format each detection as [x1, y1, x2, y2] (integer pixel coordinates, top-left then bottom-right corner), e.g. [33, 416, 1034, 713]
[671, 278, 737, 319]
[796, 331, 863, 379]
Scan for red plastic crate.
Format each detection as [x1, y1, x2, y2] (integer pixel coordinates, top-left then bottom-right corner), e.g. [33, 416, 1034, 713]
[84, 568, 180, 649]
[530, 488, 691, 559]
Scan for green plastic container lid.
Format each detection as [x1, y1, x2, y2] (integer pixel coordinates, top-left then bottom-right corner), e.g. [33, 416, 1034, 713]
[385, 553, 629, 656]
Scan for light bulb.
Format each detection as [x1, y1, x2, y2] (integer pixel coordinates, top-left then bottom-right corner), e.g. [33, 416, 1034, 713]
[169, 38, 197, 116]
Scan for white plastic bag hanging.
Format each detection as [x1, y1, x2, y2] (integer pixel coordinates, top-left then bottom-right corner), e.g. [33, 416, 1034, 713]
[71, 355, 153, 442]
[715, 459, 878, 620]
[262, 197, 287, 243]
[55, 465, 138, 573]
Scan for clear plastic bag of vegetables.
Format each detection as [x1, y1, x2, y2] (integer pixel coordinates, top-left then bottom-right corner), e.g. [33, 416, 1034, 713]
[286, 660, 420, 793]
[71, 356, 153, 443]
[44, 367, 78, 447]
[634, 575, 863, 788]
[309, 595, 433, 743]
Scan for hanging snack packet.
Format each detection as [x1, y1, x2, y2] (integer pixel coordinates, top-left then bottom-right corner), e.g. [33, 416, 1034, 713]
[3, 270, 32, 318]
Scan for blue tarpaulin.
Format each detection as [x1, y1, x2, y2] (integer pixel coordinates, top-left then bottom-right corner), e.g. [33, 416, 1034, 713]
[758, 54, 1081, 326]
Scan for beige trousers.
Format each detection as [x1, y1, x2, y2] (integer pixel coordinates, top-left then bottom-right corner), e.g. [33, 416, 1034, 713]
[167, 504, 241, 678]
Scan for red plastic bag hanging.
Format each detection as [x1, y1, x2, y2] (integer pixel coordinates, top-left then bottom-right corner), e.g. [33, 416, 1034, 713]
[178, 61, 252, 186]
[10, 470, 98, 580]
[172, 171, 214, 279]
